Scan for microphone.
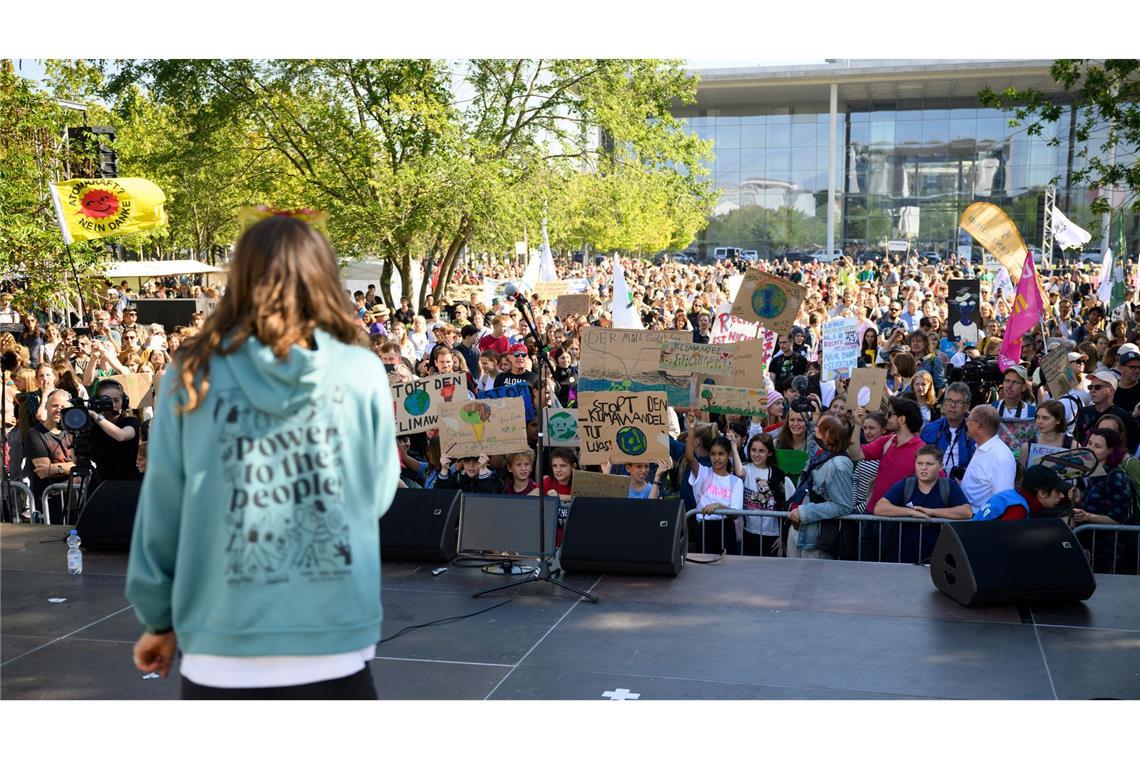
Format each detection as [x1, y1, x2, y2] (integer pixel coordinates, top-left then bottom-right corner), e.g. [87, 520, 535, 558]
[503, 283, 527, 302]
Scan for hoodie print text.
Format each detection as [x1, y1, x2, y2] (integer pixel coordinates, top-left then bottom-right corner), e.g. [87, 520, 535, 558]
[214, 388, 353, 584]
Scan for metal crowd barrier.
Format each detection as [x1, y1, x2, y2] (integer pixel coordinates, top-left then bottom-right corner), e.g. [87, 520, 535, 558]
[686, 509, 1140, 574]
[4, 482, 36, 523]
[1072, 524, 1140, 575]
[40, 480, 89, 526]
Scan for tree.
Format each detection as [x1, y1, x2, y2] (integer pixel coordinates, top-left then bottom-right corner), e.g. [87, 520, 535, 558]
[979, 59, 1140, 216]
[0, 60, 108, 316]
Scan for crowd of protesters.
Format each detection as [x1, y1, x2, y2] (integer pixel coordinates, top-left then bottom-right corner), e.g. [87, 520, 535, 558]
[3, 249, 1139, 572]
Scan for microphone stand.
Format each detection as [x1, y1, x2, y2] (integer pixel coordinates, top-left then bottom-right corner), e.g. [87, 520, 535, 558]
[473, 291, 597, 602]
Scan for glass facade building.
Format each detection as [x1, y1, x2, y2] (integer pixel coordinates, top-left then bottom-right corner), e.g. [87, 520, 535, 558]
[674, 60, 1137, 260]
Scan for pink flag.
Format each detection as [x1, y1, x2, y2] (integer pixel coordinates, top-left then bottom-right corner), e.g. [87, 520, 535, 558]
[998, 252, 1044, 371]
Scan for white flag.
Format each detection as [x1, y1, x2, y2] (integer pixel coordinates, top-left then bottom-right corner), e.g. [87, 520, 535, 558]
[1096, 248, 1116, 306]
[521, 247, 541, 290]
[611, 254, 643, 330]
[539, 217, 558, 282]
[1051, 207, 1092, 251]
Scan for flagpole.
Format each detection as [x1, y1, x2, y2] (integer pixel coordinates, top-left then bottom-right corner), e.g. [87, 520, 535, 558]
[63, 243, 87, 327]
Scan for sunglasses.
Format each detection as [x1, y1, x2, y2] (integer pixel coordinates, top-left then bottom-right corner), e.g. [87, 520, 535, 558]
[1089, 384, 1109, 391]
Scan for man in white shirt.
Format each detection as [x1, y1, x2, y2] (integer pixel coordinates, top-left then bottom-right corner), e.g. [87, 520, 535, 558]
[961, 404, 1016, 508]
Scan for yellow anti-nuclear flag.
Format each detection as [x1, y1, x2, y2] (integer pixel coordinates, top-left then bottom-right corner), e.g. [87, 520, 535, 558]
[49, 178, 167, 245]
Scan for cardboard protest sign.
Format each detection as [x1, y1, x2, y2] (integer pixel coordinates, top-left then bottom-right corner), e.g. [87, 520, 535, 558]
[776, 449, 809, 476]
[821, 317, 859, 381]
[998, 420, 1036, 455]
[947, 280, 982, 346]
[571, 470, 630, 499]
[438, 395, 527, 459]
[1040, 346, 1078, 400]
[730, 269, 806, 334]
[1039, 448, 1097, 479]
[576, 391, 670, 465]
[847, 367, 887, 411]
[544, 406, 579, 447]
[556, 293, 590, 319]
[477, 381, 536, 422]
[709, 312, 763, 344]
[659, 340, 733, 376]
[390, 372, 467, 435]
[692, 384, 769, 420]
[579, 327, 692, 406]
[107, 373, 154, 412]
[446, 284, 484, 304]
[534, 280, 570, 300]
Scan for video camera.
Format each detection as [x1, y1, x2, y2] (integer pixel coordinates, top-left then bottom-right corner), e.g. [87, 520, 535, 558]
[947, 357, 1004, 405]
[61, 395, 115, 434]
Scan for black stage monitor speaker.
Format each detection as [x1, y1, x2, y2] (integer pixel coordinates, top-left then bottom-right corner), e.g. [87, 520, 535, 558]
[380, 489, 460, 562]
[560, 497, 687, 577]
[133, 299, 198, 333]
[458, 494, 558, 559]
[75, 480, 142, 551]
[930, 518, 1096, 606]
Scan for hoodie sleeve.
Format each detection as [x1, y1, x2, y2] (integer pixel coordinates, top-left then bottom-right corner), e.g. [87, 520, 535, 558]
[125, 368, 187, 632]
[797, 457, 854, 523]
[373, 374, 399, 521]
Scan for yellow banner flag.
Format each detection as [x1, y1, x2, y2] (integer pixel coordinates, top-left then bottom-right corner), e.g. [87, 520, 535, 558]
[959, 202, 1031, 281]
[49, 178, 167, 245]
[959, 201, 1048, 305]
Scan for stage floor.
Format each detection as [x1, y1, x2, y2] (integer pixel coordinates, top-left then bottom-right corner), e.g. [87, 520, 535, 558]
[2, 524, 1138, 700]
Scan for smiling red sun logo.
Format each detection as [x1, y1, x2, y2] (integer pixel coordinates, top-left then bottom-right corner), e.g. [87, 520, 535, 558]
[79, 189, 120, 219]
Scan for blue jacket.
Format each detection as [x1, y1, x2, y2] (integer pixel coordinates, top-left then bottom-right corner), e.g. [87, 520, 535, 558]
[126, 329, 399, 656]
[920, 417, 976, 470]
[795, 453, 854, 550]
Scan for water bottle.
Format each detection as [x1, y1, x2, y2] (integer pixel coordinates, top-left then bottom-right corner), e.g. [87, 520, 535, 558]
[67, 530, 83, 575]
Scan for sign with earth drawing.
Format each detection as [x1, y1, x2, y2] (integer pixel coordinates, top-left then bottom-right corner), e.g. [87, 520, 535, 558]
[438, 396, 528, 458]
[390, 372, 467, 435]
[544, 406, 580, 447]
[730, 269, 806, 335]
[575, 391, 670, 465]
[578, 327, 693, 406]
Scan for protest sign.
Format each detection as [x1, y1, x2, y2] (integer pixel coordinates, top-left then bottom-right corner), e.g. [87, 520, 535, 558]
[659, 340, 733, 376]
[579, 328, 692, 406]
[556, 293, 590, 319]
[776, 449, 809, 476]
[821, 317, 859, 381]
[438, 396, 527, 458]
[947, 280, 982, 346]
[848, 367, 887, 411]
[107, 373, 154, 413]
[692, 384, 769, 420]
[534, 280, 570, 300]
[998, 420, 1037, 455]
[544, 407, 579, 447]
[571, 470, 630, 499]
[730, 269, 806, 334]
[576, 391, 670, 465]
[446, 284, 484, 304]
[477, 381, 536, 422]
[1040, 346, 1078, 400]
[390, 372, 466, 435]
[709, 312, 763, 344]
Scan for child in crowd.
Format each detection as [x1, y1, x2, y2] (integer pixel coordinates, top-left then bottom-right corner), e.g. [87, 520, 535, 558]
[543, 447, 577, 545]
[735, 432, 786, 557]
[625, 459, 670, 499]
[684, 412, 744, 555]
[435, 453, 501, 493]
[502, 450, 538, 495]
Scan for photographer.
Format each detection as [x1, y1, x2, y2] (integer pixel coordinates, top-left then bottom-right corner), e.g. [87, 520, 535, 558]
[87, 379, 142, 482]
[26, 388, 77, 519]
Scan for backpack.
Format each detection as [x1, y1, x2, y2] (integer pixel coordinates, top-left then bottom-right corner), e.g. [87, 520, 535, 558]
[902, 476, 951, 508]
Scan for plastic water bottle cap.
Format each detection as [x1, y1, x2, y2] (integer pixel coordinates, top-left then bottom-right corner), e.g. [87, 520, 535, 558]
[69, 529, 78, 535]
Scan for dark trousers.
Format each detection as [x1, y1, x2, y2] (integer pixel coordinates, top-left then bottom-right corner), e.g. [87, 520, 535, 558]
[181, 663, 377, 700]
[742, 531, 781, 557]
[688, 515, 739, 555]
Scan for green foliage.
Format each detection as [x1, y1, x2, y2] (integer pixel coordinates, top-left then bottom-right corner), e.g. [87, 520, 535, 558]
[703, 205, 826, 252]
[979, 59, 1140, 215]
[0, 60, 107, 314]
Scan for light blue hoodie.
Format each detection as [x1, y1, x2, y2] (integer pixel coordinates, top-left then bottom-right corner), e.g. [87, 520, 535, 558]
[126, 329, 398, 656]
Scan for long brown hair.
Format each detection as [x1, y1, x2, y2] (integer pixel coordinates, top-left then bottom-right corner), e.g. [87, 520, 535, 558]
[177, 216, 360, 414]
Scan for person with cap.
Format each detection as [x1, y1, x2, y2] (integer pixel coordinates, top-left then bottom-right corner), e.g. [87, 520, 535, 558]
[1075, 369, 1140, 446]
[914, 464, 1072, 521]
[493, 344, 538, 389]
[992, 365, 1037, 421]
[1111, 346, 1140, 414]
[960, 404, 1016, 508]
[368, 304, 389, 337]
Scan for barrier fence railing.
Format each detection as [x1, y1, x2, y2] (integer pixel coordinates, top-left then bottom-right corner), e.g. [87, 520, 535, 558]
[40, 480, 89, 527]
[685, 509, 1140, 575]
[4, 482, 36, 523]
[1072, 524, 1140, 575]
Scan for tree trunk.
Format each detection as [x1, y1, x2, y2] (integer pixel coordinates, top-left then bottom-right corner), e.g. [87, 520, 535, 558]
[379, 257, 395, 308]
[417, 234, 443, 310]
[397, 251, 412, 309]
[433, 232, 466, 302]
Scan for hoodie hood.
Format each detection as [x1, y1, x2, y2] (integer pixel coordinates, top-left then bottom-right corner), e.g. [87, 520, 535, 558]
[219, 328, 338, 418]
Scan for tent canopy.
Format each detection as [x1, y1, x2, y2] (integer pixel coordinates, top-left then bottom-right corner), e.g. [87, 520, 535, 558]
[104, 260, 225, 279]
